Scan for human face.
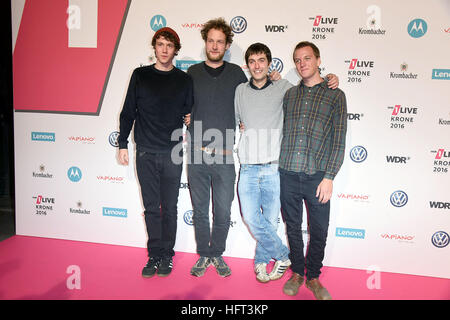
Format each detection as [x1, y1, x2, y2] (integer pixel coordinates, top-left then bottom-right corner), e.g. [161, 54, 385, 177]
[205, 28, 230, 64]
[247, 52, 270, 87]
[293, 46, 321, 82]
[154, 36, 177, 70]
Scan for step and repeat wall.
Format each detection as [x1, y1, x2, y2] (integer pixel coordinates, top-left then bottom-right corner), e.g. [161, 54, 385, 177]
[12, 0, 449, 279]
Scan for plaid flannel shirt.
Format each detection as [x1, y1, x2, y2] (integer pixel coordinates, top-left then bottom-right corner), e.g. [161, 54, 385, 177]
[279, 80, 347, 180]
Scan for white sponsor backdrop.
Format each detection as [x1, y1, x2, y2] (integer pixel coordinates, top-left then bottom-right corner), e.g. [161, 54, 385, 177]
[12, 0, 449, 279]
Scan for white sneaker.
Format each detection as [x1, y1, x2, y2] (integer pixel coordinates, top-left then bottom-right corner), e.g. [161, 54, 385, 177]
[269, 259, 291, 280]
[255, 263, 270, 283]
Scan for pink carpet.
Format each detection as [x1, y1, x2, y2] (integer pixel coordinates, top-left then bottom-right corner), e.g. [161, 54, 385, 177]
[0, 235, 448, 300]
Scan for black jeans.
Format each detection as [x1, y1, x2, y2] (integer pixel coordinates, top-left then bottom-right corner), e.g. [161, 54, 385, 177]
[136, 150, 182, 258]
[187, 162, 236, 257]
[279, 169, 330, 280]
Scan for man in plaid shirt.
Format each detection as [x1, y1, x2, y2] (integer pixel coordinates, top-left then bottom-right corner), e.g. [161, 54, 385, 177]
[280, 41, 347, 300]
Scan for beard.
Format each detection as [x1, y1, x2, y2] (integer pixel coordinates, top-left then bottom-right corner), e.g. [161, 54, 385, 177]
[206, 50, 225, 63]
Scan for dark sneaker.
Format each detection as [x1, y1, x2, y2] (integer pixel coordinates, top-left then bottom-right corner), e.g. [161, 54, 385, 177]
[190, 256, 211, 277]
[211, 256, 231, 277]
[142, 257, 159, 278]
[157, 256, 173, 277]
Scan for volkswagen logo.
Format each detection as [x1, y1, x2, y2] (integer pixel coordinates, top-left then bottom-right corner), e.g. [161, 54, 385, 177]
[390, 190, 408, 207]
[431, 231, 449, 248]
[184, 210, 194, 226]
[150, 14, 166, 32]
[350, 146, 368, 163]
[230, 16, 247, 34]
[67, 166, 82, 182]
[109, 131, 120, 147]
[269, 58, 284, 74]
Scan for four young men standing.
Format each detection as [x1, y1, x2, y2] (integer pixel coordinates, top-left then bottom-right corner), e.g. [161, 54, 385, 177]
[117, 17, 347, 300]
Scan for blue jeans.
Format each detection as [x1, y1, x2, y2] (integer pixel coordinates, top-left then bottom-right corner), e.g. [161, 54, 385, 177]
[238, 164, 289, 266]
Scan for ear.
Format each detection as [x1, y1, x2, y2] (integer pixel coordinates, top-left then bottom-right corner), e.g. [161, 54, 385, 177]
[317, 57, 322, 68]
[225, 42, 231, 50]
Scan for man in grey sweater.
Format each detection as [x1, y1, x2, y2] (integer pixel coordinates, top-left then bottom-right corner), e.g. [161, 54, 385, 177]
[235, 43, 292, 283]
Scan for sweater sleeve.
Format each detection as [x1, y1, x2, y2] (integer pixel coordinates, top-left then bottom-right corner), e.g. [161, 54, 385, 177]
[183, 74, 194, 116]
[234, 84, 242, 127]
[118, 69, 138, 149]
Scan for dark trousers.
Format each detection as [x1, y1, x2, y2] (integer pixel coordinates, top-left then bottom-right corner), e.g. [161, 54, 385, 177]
[136, 150, 182, 258]
[187, 162, 236, 257]
[280, 169, 330, 280]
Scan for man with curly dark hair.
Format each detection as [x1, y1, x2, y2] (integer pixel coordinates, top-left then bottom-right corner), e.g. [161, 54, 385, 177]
[184, 18, 247, 278]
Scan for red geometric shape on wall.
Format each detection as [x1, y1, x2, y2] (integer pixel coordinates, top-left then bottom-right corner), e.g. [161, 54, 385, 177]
[13, 0, 130, 115]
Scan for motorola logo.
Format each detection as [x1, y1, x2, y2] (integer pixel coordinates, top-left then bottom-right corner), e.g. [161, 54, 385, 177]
[269, 58, 284, 73]
[150, 15, 166, 32]
[67, 166, 82, 182]
[350, 145, 368, 163]
[230, 16, 247, 34]
[407, 19, 427, 38]
[184, 210, 194, 226]
[390, 190, 408, 207]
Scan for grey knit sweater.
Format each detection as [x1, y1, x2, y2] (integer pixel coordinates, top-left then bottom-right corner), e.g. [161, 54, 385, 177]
[235, 79, 293, 164]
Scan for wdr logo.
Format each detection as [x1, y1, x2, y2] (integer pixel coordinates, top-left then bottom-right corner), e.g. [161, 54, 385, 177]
[390, 190, 408, 207]
[150, 15, 166, 32]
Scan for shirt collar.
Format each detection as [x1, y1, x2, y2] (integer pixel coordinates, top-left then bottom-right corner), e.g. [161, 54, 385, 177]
[299, 78, 328, 90]
[249, 77, 273, 90]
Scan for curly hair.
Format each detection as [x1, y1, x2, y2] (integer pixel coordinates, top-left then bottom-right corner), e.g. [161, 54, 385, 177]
[200, 17, 234, 44]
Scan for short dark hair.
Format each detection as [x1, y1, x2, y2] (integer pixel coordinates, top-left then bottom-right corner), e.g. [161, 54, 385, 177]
[245, 43, 272, 65]
[292, 41, 320, 61]
[201, 17, 234, 44]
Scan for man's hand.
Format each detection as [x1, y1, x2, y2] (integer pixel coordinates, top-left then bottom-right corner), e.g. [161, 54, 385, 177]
[118, 149, 129, 166]
[239, 121, 245, 132]
[316, 178, 333, 204]
[269, 70, 281, 81]
[326, 73, 339, 89]
[184, 113, 191, 127]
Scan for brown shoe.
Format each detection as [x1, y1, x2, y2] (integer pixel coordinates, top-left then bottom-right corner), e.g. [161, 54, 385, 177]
[305, 278, 332, 300]
[283, 272, 304, 296]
